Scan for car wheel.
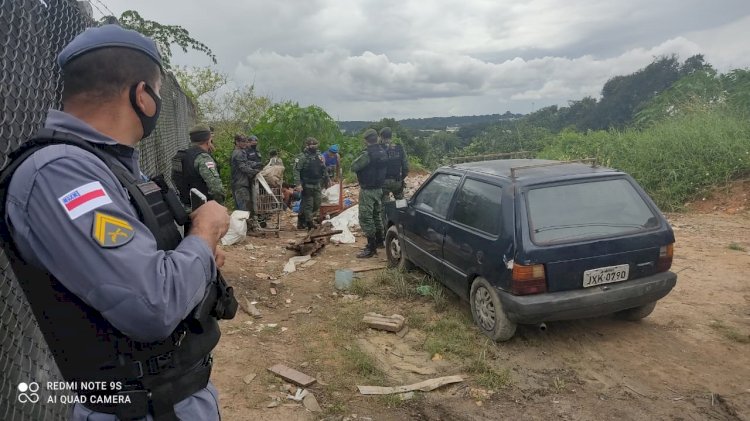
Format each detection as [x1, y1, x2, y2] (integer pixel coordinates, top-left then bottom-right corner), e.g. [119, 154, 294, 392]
[615, 301, 657, 321]
[470, 277, 516, 342]
[385, 225, 413, 271]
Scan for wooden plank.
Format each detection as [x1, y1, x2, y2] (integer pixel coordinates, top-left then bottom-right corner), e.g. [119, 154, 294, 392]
[350, 264, 388, 273]
[357, 375, 464, 395]
[267, 364, 317, 387]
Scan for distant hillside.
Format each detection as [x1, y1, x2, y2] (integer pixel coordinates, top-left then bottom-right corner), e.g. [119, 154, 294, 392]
[338, 112, 523, 134]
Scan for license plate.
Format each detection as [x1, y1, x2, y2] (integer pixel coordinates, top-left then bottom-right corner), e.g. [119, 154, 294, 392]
[583, 264, 629, 288]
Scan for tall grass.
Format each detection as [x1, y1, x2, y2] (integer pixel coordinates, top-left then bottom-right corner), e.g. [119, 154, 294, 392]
[539, 109, 750, 211]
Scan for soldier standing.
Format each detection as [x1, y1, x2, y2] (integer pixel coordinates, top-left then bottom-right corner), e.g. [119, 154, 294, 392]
[379, 126, 409, 201]
[293, 137, 329, 230]
[230, 134, 261, 216]
[172, 124, 225, 211]
[0, 25, 232, 420]
[352, 129, 387, 258]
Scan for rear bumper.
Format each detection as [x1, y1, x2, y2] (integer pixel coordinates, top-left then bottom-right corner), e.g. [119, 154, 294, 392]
[498, 271, 677, 324]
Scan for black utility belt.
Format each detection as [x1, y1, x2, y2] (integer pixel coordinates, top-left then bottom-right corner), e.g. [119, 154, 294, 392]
[81, 354, 212, 420]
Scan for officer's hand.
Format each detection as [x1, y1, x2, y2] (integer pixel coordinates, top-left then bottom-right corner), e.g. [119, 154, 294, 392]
[190, 201, 230, 249]
[214, 247, 226, 268]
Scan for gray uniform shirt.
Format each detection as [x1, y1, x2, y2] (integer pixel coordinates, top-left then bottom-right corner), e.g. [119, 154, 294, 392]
[4, 110, 220, 421]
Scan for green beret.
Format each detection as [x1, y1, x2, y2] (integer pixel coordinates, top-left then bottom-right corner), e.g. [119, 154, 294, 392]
[189, 124, 211, 142]
[363, 128, 378, 140]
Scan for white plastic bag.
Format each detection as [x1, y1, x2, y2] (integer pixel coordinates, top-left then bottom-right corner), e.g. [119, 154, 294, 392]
[323, 183, 340, 204]
[329, 205, 359, 244]
[220, 210, 250, 246]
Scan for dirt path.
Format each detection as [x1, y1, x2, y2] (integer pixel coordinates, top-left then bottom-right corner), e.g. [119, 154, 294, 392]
[211, 210, 750, 421]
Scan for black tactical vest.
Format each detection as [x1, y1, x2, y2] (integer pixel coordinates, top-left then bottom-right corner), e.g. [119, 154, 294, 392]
[0, 129, 236, 421]
[300, 151, 326, 183]
[172, 146, 213, 205]
[384, 143, 405, 180]
[356, 144, 388, 189]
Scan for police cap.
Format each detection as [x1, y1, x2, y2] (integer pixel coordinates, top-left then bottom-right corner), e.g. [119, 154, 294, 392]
[57, 24, 162, 69]
[363, 128, 378, 140]
[189, 124, 212, 142]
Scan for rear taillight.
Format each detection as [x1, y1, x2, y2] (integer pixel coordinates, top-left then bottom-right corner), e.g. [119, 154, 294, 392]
[511, 263, 547, 295]
[656, 243, 674, 272]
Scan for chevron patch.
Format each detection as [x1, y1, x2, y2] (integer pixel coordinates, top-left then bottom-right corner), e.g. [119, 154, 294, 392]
[92, 212, 135, 248]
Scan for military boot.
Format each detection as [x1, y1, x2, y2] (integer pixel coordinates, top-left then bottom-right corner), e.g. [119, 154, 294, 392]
[356, 237, 377, 258]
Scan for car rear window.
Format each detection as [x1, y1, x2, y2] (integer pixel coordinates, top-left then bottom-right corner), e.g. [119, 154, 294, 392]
[526, 178, 659, 245]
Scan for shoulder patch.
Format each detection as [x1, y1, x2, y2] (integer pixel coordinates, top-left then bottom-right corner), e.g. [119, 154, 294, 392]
[205, 161, 216, 169]
[58, 181, 113, 220]
[92, 212, 135, 248]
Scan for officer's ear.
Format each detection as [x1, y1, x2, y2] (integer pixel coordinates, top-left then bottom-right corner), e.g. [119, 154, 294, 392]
[133, 81, 158, 117]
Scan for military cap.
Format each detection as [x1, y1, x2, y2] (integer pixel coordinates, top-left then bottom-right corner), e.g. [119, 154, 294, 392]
[305, 137, 319, 145]
[363, 128, 378, 140]
[57, 24, 162, 69]
[234, 133, 248, 142]
[189, 124, 212, 142]
[379, 127, 392, 138]
[248, 134, 258, 142]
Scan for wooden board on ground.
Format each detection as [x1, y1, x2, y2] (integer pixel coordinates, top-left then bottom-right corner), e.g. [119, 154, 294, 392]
[350, 264, 388, 273]
[267, 364, 317, 387]
[357, 375, 464, 395]
[363, 313, 405, 332]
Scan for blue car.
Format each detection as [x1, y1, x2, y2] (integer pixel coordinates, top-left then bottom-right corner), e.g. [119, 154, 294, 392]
[384, 159, 677, 341]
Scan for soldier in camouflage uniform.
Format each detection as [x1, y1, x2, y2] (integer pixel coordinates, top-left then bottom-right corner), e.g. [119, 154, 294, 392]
[379, 127, 409, 202]
[230, 134, 261, 215]
[352, 129, 387, 258]
[293, 137, 330, 230]
[173, 124, 225, 212]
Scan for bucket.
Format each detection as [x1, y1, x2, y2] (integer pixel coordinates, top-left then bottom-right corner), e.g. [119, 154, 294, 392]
[334, 269, 354, 290]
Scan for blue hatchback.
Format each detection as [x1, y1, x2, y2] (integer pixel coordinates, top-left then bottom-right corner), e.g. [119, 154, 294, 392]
[384, 159, 677, 341]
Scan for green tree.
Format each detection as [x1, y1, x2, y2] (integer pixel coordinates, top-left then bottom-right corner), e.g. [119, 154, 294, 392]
[101, 10, 216, 69]
[173, 66, 228, 120]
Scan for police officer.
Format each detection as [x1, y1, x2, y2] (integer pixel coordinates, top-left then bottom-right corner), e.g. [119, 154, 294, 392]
[173, 124, 225, 211]
[230, 134, 260, 213]
[293, 137, 330, 230]
[0, 25, 231, 420]
[379, 127, 409, 201]
[352, 129, 387, 258]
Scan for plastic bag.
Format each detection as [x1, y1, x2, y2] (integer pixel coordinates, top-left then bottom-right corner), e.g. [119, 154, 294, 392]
[220, 210, 250, 246]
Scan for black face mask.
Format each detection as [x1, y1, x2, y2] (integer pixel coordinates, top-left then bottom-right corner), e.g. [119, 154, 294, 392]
[129, 83, 161, 140]
[308, 146, 319, 153]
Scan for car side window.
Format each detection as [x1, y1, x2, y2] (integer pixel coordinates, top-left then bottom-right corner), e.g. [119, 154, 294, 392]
[413, 173, 461, 218]
[452, 179, 502, 235]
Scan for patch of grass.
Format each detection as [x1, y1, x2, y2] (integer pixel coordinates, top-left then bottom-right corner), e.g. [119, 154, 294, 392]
[376, 269, 417, 300]
[324, 400, 346, 415]
[342, 345, 386, 382]
[465, 349, 512, 390]
[710, 321, 750, 344]
[404, 309, 428, 330]
[728, 242, 747, 252]
[552, 376, 567, 393]
[350, 277, 376, 296]
[422, 310, 477, 359]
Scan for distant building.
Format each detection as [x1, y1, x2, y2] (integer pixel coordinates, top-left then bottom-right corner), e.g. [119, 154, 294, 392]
[446, 126, 460, 133]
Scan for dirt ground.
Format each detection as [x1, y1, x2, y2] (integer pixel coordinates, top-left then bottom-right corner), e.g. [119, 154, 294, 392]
[210, 182, 750, 421]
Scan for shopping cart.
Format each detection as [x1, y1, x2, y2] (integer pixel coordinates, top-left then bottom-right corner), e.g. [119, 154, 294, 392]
[253, 174, 284, 237]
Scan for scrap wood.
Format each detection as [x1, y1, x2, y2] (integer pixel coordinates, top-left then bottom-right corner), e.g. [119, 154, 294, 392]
[350, 264, 387, 273]
[267, 364, 317, 387]
[363, 313, 405, 332]
[357, 375, 464, 395]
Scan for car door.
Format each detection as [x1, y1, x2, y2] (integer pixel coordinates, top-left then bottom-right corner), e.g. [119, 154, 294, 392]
[401, 172, 461, 277]
[442, 177, 505, 299]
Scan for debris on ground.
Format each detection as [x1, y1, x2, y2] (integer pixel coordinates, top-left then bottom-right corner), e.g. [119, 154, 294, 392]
[363, 313, 405, 332]
[286, 223, 342, 256]
[267, 364, 317, 387]
[329, 205, 359, 244]
[291, 307, 313, 315]
[286, 388, 308, 401]
[350, 263, 388, 273]
[243, 373, 257, 384]
[221, 210, 250, 246]
[357, 375, 464, 395]
[240, 298, 263, 319]
[302, 393, 322, 412]
[283, 255, 312, 273]
[396, 326, 409, 338]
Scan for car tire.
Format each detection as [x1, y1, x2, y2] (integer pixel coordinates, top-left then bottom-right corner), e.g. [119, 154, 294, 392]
[615, 301, 657, 321]
[385, 225, 414, 271]
[470, 277, 517, 342]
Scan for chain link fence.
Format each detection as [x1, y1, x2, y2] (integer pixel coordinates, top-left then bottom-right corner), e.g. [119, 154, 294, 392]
[0, 1, 194, 419]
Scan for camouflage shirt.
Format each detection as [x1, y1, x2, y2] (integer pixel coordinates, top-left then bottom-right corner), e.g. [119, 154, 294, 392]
[194, 152, 225, 203]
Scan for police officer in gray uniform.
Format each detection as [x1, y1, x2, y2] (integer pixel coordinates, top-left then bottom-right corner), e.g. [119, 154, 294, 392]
[0, 25, 233, 421]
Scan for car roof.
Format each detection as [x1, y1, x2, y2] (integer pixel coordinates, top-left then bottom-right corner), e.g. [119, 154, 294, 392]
[445, 159, 621, 182]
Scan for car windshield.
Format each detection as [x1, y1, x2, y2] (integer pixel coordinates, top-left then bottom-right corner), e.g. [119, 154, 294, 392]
[526, 178, 659, 245]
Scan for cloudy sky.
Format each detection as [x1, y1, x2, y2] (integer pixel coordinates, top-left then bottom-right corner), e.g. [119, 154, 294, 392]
[98, 0, 750, 121]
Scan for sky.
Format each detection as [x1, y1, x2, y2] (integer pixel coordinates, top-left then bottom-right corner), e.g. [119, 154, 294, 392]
[96, 0, 750, 121]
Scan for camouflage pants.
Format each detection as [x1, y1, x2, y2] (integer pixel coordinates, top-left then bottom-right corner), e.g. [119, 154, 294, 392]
[358, 188, 383, 239]
[300, 183, 322, 227]
[381, 178, 405, 202]
[233, 187, 254, 217]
